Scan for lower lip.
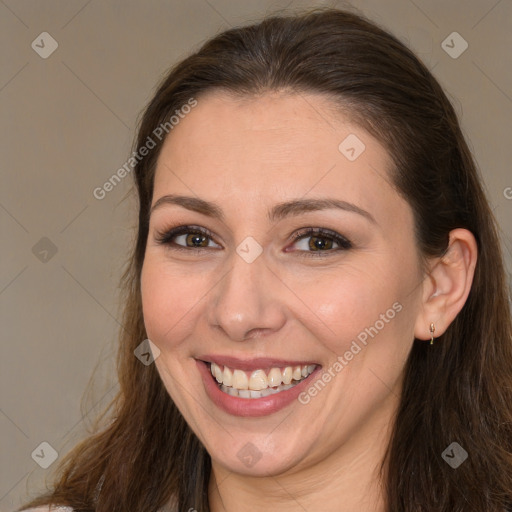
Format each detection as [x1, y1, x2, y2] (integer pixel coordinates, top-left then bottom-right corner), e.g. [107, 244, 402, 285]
[196, 360, 321, 417]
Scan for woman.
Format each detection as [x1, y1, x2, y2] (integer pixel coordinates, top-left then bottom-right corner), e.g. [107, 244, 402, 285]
[19, 7, 512, 512]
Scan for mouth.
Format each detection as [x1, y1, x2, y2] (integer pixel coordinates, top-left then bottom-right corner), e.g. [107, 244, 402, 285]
[207, 361, 317, 398]
[196, 358, 322, 417]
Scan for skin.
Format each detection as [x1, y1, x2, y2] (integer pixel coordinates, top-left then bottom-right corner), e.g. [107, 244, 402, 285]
[140, 90, 477, 511]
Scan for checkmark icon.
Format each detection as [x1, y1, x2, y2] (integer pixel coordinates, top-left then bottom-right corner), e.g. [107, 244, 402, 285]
[32, 237, 58, 263]
[339, 134, 366, 161]
[31, 441, 58, 469]
[441, 32, 468, 59]
[31, 32, 58, 59]
[441, 442, 468, 468]
[236, 236, 263, 263]
[237, 442, 262, 468]
[134, 339, 161, 365]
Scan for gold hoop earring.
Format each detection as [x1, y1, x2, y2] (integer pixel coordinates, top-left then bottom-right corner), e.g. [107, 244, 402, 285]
[429, 323, 436, 345]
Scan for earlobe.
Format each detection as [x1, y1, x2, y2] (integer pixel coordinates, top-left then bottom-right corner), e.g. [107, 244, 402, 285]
[414, 228, 478, 342]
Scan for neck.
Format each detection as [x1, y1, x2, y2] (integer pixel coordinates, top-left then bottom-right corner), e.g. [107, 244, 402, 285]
[208, 399, 395, 512]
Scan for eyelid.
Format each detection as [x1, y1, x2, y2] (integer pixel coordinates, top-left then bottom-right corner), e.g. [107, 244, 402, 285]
[154, 224, 353, 255]
[154, 225, 221, 249]
[287, 227, 352, 257]
[290, 227, 351, 244]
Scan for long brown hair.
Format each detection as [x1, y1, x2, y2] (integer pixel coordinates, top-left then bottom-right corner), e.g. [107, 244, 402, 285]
[20, 7, 512, 512]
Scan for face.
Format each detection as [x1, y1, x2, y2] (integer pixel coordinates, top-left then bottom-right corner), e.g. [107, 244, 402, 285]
[141, 90, 425, 477]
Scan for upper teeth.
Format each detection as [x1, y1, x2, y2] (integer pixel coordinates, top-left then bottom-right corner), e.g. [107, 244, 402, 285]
[210, 363, 316, 391]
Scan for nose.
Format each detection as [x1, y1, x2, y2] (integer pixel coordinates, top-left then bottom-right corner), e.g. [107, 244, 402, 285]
[207, 248, 287, 342]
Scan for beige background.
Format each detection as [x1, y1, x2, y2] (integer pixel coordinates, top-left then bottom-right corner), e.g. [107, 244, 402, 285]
[1, 0, 511, 509]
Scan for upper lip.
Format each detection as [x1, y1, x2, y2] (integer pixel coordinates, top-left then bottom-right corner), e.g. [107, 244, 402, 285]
[197, 355, 320, 371]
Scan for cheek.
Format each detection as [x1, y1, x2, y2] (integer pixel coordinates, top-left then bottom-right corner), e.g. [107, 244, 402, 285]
[302, 269, 389, 332]
[301, 260, 415, 358]
[140, 256, 206, 350]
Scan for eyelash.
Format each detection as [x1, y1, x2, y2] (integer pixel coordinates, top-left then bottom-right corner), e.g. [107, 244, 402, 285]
[154, 225, 352, 258]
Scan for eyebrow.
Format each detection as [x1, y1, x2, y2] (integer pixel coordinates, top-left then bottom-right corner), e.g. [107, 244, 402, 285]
[149, 194, 376, 225]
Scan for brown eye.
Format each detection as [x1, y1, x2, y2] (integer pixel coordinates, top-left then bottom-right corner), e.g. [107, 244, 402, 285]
[155, 225, 221, 250]
[290, 227, 352, 256]
[183, 232, 209, 247]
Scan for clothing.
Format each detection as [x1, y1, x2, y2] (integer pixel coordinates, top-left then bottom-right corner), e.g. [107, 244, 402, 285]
[18, 508, 73, 512]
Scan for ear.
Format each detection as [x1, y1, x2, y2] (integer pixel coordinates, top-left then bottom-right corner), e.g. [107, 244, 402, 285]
[414, 228, 478, 342]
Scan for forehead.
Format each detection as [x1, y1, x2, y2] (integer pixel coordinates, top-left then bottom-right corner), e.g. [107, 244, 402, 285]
[153, 90, 403, 222]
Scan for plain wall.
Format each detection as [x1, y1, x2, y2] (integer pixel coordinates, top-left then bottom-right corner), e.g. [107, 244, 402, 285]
[1, 0, 511, 509]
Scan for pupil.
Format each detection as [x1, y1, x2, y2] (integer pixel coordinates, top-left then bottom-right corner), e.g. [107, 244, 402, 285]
[310, 236, 332, 251]
[188, 234, 207, 247]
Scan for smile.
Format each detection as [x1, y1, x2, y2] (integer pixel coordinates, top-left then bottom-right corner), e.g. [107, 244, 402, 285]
[209, 362, 317, 398]
[196, 358, 321, 417]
